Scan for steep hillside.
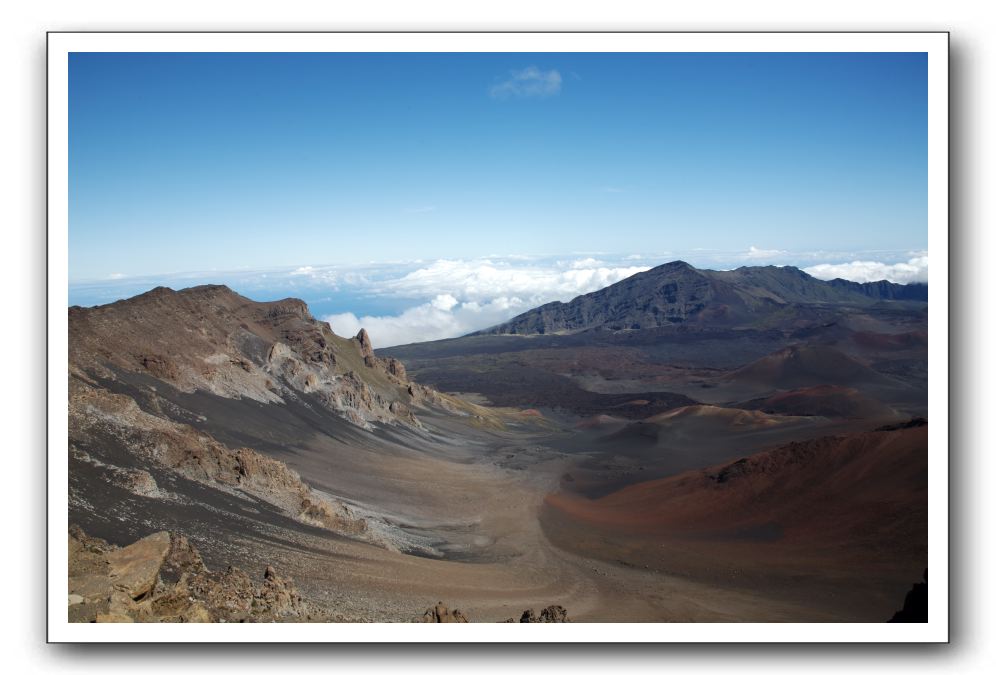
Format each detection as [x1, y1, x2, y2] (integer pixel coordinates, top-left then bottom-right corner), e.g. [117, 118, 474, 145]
[70, 284, 441, 430]
[67, 285, 544, 597]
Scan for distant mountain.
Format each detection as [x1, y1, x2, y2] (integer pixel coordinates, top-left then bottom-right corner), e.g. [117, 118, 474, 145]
[473, 261, 926, 336]
[827, 277, 928, 301]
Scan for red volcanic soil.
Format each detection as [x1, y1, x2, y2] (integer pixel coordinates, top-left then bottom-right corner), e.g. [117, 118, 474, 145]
[549, 424, 925, 540]
[729, 344, 891, 389]
[737, 385, 897, 420]
[542, 424, 927, 620]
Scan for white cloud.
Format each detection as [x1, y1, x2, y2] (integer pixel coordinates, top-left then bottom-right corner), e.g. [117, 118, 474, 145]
[745, 245, 788, 260]
[382, 258, 648, 304]
[489, 66, 562, 99]
[430, 293, 459, 311]
[287, 265, 341, 285]
[404, 206, 436, 214]
[324, 258, 650, 347]
[804, 255, 928, 284]
[107, 272, 126, 280]
[326, 295, 530, 349]
[568, 257, 605, 269]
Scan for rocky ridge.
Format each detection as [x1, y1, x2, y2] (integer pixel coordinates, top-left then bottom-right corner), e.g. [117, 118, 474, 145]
[475, 261, 927, 336]
[67, 285, 477, 545]
[70, 285, 448, 431]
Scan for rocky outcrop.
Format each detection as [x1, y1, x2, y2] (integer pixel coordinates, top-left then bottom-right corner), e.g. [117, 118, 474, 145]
[355, 328, 374, 360]
[105, 531, 171, 600]
[69, 285, 451, 432]
[71, 445, 164, 498]
[415, 603, 571, 623]
[517, 605, 570, 623]
[139, 354, 179, 380]
[416, 601, 469, 623]
[385, 358, 407, 381]
[68, 527, 316, 623]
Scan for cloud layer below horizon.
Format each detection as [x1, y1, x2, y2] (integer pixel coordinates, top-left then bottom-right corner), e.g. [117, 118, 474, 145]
[70, 250, 929, 349]
[802, 254, 928, 285]
[324, 258, 649, 348]
[322, 252, 928, 348]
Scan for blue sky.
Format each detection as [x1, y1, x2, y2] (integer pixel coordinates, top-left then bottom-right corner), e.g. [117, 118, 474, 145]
[68, 52, 928, 345]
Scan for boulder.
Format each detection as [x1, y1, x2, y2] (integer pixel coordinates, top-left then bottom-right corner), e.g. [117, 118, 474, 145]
[160, 533, 208, 584]
[519, 605, 570, 623]
[105, 531, 171, 600]
[418, 601, 469, 623]
[385, 358, 407, 381]
[540, 605, 569, 623]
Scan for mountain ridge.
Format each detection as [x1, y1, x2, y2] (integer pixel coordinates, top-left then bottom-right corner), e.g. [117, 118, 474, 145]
[69, 283, 450, 431]
[472, 261, 926, 337]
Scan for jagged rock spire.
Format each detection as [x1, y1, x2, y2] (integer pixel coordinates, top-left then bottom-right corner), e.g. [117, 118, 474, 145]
[355, 328, 374, 359]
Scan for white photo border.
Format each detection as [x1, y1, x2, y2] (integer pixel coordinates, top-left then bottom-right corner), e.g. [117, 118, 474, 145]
[47, 31, 949, 643]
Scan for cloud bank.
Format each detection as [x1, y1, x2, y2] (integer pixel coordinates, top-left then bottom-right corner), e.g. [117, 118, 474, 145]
[70, 250, 930, 349]
[327, 295, 532, 350]
[489, 66, 562, 99]
[325, 258, 649, 347]
[803, 254, 928, 284]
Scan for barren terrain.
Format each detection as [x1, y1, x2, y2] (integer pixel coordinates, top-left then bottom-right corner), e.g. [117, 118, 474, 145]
[68, 265, 929, 622]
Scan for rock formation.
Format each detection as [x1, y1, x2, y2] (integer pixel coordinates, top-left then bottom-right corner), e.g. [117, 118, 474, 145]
[416, 602, 571, 623]
[517, 605, 570, 623]
[69, 285, 444, 431]
[355, 328, 374, 360]
[416, 601, 469, 623]
[68, 526, 317, 623]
